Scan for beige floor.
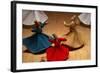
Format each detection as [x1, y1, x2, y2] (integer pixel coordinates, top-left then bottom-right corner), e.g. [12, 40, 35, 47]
[22, 12, 91, 63]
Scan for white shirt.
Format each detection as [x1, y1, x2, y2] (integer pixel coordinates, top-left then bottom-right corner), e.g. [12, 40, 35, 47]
[22, 10, 48, 25]
[78, 13, 91, 25]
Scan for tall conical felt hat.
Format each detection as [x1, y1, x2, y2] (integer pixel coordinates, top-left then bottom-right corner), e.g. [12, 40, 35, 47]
[22, 10, 48, 25]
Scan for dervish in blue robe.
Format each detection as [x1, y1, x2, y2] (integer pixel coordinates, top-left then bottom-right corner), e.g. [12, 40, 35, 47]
[23, 21, 51, 54]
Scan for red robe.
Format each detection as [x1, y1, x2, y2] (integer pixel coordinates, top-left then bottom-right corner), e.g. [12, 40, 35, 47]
[46, 38, 69, 61]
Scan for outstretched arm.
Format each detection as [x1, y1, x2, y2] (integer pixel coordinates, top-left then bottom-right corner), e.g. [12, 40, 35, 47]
[58, 38, 66, 41]
[40, 22, 47, 28]
[64, 21, 75, 27]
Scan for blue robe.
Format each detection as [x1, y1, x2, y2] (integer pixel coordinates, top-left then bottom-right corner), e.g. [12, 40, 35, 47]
[23, 23, 51, 54]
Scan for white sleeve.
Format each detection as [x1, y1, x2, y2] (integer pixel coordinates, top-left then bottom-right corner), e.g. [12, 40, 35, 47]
[78, 13, 91, 25]
[22, 10, 48, 25]
[22, 10, 35, 25]
[34, 11, 48, 23]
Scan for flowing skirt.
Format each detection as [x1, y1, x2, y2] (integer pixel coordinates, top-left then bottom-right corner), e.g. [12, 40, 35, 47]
[46, 45, 69, 61]
[23, 33, 51, 54]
